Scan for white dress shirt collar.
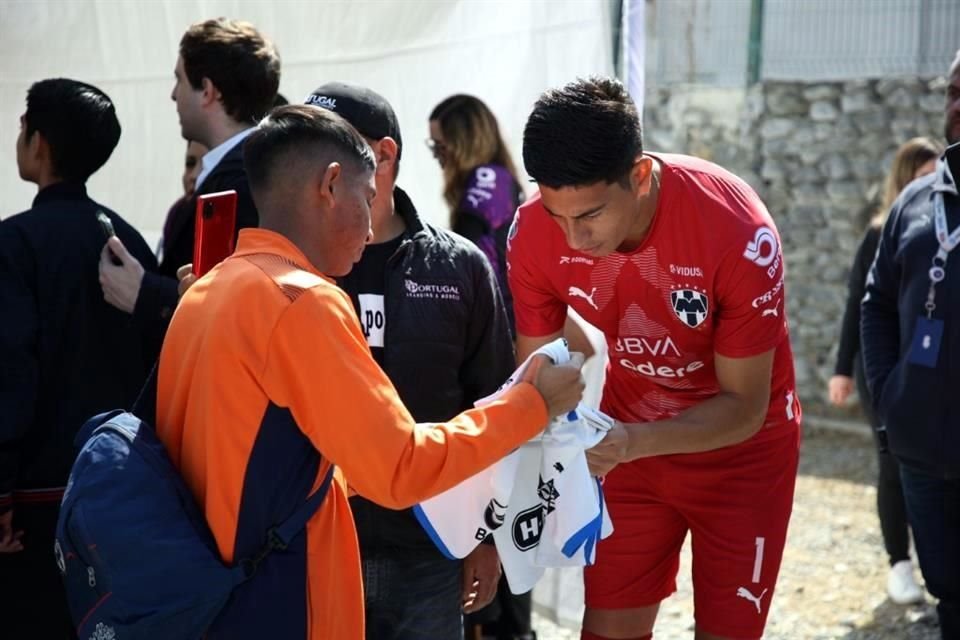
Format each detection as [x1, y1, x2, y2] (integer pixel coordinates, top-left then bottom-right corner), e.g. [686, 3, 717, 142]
[195, 127, 255, 191]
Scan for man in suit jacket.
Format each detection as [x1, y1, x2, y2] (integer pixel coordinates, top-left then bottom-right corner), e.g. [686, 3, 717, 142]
[99, 18, 280, 349]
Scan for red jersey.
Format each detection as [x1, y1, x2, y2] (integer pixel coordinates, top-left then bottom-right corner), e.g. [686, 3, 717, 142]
[508, 153, 800, 433]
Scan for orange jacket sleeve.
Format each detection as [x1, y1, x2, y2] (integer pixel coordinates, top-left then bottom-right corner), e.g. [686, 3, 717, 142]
[261, 282, 548, 509]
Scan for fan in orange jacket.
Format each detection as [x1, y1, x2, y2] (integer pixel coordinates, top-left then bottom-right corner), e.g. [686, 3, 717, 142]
[155, 104, 587, 639]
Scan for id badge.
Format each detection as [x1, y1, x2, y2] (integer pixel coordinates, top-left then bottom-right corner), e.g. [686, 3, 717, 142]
[907, 316, 944, 368]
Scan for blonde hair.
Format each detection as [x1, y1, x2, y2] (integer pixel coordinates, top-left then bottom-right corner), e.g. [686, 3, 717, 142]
[871, 137, 943, 228]
[429, 95, 522, 224]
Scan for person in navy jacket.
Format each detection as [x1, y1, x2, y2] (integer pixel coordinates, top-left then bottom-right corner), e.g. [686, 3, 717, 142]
[0, 78, 156, 639]
[861, 50, 960, 640]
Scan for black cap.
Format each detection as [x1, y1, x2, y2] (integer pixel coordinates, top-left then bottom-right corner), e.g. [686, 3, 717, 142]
[305, 82, 402, 159]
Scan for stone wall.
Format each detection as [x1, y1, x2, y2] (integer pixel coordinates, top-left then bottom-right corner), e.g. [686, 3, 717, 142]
[643, 78, 947, 419]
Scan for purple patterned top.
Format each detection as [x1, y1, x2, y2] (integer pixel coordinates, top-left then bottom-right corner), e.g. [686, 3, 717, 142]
[456, 164, 520, 279]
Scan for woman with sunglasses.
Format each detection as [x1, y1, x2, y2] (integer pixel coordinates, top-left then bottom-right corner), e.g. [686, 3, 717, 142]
[428, 94, 524, 336]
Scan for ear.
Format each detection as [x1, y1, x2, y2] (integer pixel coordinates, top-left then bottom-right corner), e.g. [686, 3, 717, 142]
[200, 77, 220, 109]
[318, 161, 343, 207]
[631, 155, 655, 197]
[25, 128, 41, 153]
[32, 131, 53, 170]
[373, 137, 399, 177]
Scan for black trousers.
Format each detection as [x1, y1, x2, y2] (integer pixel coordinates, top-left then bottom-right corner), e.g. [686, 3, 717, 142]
[0, 503, 76, 639]
[856, 361, 911, 566]
[900, 466, 960, 639]
[877, 450, 911, 565]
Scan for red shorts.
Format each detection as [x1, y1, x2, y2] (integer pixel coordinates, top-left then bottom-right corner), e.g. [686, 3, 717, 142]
[584, 424, 800, 640]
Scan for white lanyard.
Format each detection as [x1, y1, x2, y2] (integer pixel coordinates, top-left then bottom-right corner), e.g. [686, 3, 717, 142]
[926, 193, 957, 317]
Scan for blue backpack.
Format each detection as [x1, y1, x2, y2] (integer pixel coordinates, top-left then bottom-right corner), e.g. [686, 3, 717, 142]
[54, 410, 334, 640]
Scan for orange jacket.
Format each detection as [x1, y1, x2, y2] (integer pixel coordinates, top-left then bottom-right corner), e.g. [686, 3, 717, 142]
[156, 229, 547, 639]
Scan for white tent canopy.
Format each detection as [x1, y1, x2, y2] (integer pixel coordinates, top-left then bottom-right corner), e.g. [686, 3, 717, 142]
[0, 0, 614, 247]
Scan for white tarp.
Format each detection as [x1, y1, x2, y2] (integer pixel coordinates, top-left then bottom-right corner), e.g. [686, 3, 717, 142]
[0, 1, 615, 630]
[0, 0, 614, 247]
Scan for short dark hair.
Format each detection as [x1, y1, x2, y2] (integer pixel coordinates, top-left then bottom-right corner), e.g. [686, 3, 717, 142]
[522, 77, 643, 189]
[180, 18, 280, 124]
[24, 78, 121, 182]
[243, 105, 376, 196]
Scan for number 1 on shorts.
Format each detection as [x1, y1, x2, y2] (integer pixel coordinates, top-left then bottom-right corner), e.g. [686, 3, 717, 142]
[752, 536, 765, 583]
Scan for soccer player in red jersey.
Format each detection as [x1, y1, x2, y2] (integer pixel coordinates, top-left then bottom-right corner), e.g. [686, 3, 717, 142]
[508, 78, 801, 640]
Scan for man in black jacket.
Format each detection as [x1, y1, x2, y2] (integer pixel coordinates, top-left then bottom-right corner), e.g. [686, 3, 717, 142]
[99, 18, 279, 349]
[861, 49, 960, 640]
[0, 78, 157, 638]
[306, 83, 515, 639]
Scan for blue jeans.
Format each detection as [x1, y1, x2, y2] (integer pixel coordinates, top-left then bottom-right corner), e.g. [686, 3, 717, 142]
[899, 464, 960, 639]
[362, 549, 463, 640]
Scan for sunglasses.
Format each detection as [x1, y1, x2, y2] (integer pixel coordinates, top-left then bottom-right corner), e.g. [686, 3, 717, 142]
[424, 138, 447, 157]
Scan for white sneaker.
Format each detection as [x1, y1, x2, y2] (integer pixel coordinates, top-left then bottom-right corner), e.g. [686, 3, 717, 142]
[887, 560, 925, 604]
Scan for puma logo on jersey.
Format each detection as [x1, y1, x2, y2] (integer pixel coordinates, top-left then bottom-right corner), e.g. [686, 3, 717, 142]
[568, 286, 598, 310]
[761, 297, 781, 318]
[736, 587, 768, 614]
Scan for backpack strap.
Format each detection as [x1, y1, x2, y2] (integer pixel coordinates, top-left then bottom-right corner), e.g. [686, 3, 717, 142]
[240, 463, 336, 579]
[131, 361, 159, 428]
[273, 464, 336, 546]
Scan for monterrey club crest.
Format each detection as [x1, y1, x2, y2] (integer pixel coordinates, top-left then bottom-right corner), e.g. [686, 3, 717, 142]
[671, 289, 709, 328]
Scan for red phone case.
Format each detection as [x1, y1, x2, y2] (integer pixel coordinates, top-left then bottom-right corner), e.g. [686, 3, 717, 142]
[193, 190, 238, 276]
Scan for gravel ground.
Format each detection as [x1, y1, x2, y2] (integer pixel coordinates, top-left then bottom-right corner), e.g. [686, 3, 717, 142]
[532, 426, 941, 639]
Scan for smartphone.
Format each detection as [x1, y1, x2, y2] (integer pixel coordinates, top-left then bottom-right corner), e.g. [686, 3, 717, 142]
[96, 210, 115, 239]
[96, 210, 122, 265]
[193, 190, 238, 277]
